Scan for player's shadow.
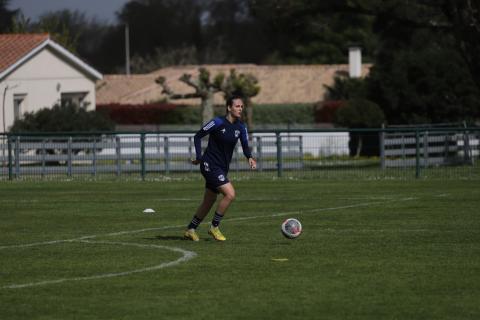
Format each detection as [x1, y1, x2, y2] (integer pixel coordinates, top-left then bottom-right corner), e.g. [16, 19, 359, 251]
[144, 235, 185, 241]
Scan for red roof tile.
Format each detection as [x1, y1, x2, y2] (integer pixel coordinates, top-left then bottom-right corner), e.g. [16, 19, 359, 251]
[0, 33, 49, 74]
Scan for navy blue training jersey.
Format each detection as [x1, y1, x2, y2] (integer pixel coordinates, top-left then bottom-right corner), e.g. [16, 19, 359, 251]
[194, 116, 252, 171]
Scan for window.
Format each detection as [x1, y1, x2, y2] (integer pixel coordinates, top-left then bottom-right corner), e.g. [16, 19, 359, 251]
[61, 92, 88, 107]
[13, 94, 26, 120]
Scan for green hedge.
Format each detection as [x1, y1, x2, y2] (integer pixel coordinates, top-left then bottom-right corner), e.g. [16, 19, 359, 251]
[98, 103, 317, 126]
[252, 104, 315, 124]
[165, 103, 315, 125]
[165, 105, 202, 124]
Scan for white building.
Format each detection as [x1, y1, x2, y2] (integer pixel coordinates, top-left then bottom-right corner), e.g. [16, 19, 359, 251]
[0, 33, 102, 132]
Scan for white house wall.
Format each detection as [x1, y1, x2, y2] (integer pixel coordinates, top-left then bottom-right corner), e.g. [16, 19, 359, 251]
[1, 47, 96, 132]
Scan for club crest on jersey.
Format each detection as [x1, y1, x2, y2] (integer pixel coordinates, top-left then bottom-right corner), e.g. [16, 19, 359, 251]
[218, 174, 225, 182]
[221, 128, 226, 134]
[234, 130, 240, 138]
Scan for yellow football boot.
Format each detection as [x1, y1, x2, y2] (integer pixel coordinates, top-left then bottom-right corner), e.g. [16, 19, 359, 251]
[208, 226, 226, 241]
[184, 229, 200, 241]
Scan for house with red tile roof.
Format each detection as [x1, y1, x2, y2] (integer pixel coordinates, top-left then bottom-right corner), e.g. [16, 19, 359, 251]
[0, 33, 102, 132]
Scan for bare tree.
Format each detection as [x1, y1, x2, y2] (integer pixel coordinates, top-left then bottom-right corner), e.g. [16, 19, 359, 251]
[156, 67, 224, 125]
[156, 67, 260, 132]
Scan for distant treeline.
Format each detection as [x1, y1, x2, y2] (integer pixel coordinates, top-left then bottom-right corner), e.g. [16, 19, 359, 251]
[2, 0, 480, 125]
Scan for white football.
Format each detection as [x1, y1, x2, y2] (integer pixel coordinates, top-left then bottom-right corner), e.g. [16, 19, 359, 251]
[143, 208, 155, 214]
[281, 218, 302, 239]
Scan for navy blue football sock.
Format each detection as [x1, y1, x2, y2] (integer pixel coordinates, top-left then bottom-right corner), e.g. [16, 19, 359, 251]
[211, 212, 224, 227]
[187, 215, 202, 230]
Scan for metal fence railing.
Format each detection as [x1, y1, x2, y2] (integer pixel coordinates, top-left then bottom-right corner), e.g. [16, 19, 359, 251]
[1, 128, 479, 180]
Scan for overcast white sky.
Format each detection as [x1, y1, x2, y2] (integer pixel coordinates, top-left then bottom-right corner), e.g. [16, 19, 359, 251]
[8, 0, 131, 24]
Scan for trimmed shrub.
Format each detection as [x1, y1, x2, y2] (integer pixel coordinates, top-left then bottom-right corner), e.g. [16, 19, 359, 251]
[333, 99, 386, 157]
[11, 103, 114, 132]
[10, 103, 115, 163]
[97, 102, 318, 126]
[333, 99, 385, 128]
[251, 103, 315, 124]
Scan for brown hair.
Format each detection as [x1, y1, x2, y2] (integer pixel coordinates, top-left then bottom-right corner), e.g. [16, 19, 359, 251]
[226, 94, 243, 113]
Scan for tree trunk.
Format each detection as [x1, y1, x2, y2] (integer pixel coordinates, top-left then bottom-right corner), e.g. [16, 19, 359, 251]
[245, 101, 254, 141]
[201, 91, 215, 125]
[355, 135, 363, 157]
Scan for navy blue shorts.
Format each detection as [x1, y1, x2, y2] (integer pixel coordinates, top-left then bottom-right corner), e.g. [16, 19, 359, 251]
[200, 161, 229, 193]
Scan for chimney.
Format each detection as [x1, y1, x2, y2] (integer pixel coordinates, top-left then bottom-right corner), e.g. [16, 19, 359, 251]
[348, 46, 362, 78]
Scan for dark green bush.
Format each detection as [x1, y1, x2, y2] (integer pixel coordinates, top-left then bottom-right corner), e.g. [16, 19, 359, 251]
[252, 104, 314, 124]
[11, 103, 114, 132]
[10, 103, 115, 162]
[334, 99, 385, 128]
[163, 105, 201, 124]
[333, 99, 386, 157]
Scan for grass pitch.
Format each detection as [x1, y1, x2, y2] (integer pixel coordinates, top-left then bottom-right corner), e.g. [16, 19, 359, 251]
[1, 179, 479, 319]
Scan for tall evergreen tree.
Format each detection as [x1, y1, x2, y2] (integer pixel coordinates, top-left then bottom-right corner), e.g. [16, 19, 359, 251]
[248, 0, 377, 64]
[262, 0, 480, 124]
[367, 0, 480, 124]
[441, 0, 480, 90]
[0, 0, 19, 32]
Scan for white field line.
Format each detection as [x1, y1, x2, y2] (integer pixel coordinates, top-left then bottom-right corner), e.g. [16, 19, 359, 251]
[319, 228, 431, 233]
[228, 198, 417, 222]
[0, 195, 402, 203]
[0, 197, 417, 250]
[433, 193, 450, 197]
[2, 240, 197, 289]
[1, 196, 417, 289]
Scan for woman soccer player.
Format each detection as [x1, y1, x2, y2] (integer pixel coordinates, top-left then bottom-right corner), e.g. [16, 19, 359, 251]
[184, 95, 257, 241]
